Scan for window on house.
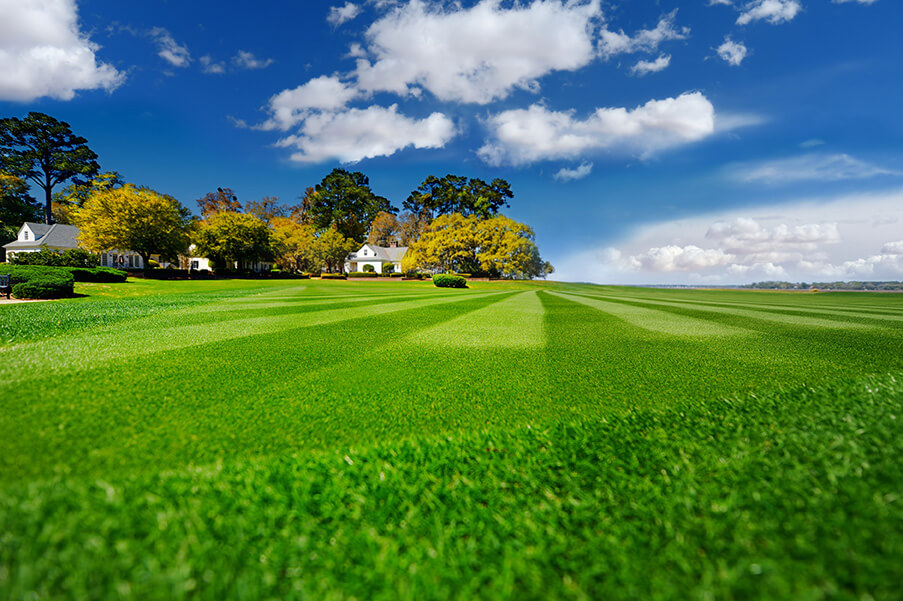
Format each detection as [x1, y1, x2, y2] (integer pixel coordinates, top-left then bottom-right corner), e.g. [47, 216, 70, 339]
[23, 231, 28, 241]
[101, 254, 107, 267]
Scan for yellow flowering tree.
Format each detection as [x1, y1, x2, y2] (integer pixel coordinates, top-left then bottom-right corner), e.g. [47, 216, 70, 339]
[74, 183, 193, 273]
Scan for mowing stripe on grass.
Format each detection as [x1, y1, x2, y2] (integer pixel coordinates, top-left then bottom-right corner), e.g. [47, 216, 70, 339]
[639, 297, 903, 325]
[587, 293, 872, 330]
[0, 291, 507, 382]
[407, 291, 546, 348]
[549, 291, 746, 337]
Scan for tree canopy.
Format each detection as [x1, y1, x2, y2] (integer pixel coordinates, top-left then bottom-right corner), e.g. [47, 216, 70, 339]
[197, 187, 241, 219]
[194, 212, 274, 272]
[403, 174, 512, 221]
[402, 213, 550, 279]
[271, 217, 318, 273]
[52, 171, 124, 224]
[311, 169, 395, 242]
[74, 183, 193, 272]
[0, 112, 100, 225]
[246, 196, 287, 224]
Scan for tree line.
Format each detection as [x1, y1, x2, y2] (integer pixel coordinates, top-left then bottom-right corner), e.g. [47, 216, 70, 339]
[1, 112, 552, 278]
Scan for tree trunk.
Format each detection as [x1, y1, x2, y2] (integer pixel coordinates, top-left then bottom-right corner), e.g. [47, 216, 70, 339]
[44, 185, 53, 225]
[141, 253, 151, 276]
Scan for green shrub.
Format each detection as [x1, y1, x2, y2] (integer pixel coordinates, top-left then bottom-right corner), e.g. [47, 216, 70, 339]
[404, 271, 424, 280]
[362, 264, 376, 273]
[10, 248, 99, 268]
[389, 272, 403, 278]
[0, 264, 66, 284]
[348, 271, 378, 278]
[89, 267, 128, 283]
[147, 259, 160, 269]
[60, 267, 128, 283]
[320, 273, 347, 280]
[432, 274, 467, 288]
[10, 270, 74, 299]
[61, 249, 99, 268]
[382, 263, 396, 274]
[10, 249, 64, 267]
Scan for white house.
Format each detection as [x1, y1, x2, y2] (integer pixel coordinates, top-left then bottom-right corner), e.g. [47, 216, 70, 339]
[3, 222, 81, 261]
[345, 243, 407, 274]
[4, 222, 156, 268]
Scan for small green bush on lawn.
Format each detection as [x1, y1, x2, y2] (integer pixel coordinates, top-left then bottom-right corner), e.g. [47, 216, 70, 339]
[349, 271, 378, 278]
[433, 274, 467, 288]
[363, 264, 376, 273]
[10, 271, 74, 299]
[64, 266, 128, 283]
[320, 273, 347, 280]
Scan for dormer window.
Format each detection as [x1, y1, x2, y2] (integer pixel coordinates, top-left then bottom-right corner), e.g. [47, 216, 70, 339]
[23, 230, 28, 241]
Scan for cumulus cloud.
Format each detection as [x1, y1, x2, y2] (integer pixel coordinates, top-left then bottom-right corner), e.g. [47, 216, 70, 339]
[599, 10, 689, 59]
[274, 104, 457, 163]
[730, 154, 900, 184]
[631, 55, 671, 76]
[354, 0, 603, 104]
[717, 38, 747, 66]
[553, 190, 903, 284]
[628, 245, 734, 272]
[200, 55, 226, 74]
[260, 75, 360, 131]
[232, 51, 274, 70]
[0, 0, 124, 101]
[478, 92, 716, 166]
[328, 2, 362, 26]
[555, 162, 593, 181]
[736, 0, 802, 25]
[149, 27, 191, 67]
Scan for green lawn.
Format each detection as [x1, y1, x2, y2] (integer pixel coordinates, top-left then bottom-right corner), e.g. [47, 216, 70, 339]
[1, 278, 902, 600]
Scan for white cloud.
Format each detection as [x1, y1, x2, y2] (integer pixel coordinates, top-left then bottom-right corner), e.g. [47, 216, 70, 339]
[553, 189, 903, 284]
[274, 104, 457, 163]
[346, 43, 367, 58]
[631, 54, 671, 76]
[328, 2, 362, 26]
[599, 10, 689, 59]
[630, 245, 735, 272]
[555, 162, 593, 181]
[708, 0, 734, 5]
[149, 27, 191, 67]
[832, 0, 878, 4]
[717, 38, 747, 66]
[0, 0, 124, 101]
[800, 139, 825, 148]
[737, 0, 802, 25]
[354, 0, 603, 104]
[730, 154, 900, 184]
[260, 75, 360, 131]
[200, 55, 226, 74]
[478, 92, 716, 166]
[232, 50, 274, 70]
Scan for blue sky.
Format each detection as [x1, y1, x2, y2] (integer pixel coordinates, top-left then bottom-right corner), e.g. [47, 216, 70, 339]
[1, 0, 901, 283]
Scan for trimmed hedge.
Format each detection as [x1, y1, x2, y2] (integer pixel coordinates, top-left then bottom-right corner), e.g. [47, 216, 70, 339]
[432, 274, 467, 288]
[8, 270, 74, 299]
[320, 273, 347, 280]
[348, 271, 378, 278]
[64, 267, 128, 283]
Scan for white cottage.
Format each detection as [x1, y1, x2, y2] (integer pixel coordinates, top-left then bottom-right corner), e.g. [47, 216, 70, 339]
[3, 222, 80, 261]
[345, 243, 407, 274]
[3, 222, 154, 268]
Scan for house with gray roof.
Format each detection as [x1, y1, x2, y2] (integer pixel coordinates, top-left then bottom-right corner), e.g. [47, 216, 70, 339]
[345, 243, 407, 274]
[3, 222, 80, 261]
[3, 222, 151, 269]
